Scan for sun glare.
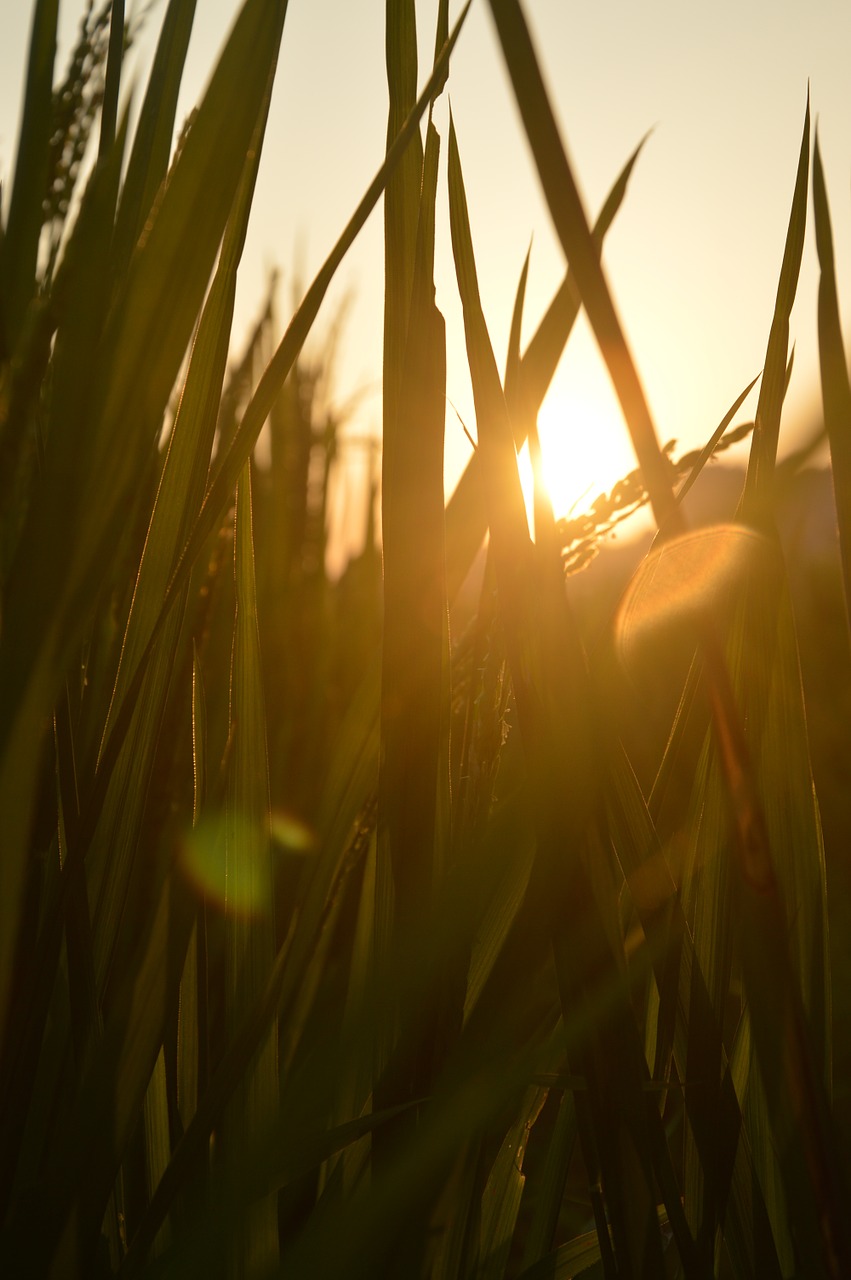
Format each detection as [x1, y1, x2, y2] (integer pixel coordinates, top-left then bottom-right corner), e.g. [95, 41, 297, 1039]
[518, 387, 639, 533]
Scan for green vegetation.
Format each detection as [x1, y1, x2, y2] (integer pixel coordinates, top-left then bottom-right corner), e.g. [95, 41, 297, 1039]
[0, 1, 849, 1276]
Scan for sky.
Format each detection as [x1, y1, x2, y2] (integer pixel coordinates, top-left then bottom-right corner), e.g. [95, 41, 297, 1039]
[3, 1, 851, 567]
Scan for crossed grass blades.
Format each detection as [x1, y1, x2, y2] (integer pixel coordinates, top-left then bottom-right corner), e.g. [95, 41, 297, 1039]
[0, 0, 849, 1276]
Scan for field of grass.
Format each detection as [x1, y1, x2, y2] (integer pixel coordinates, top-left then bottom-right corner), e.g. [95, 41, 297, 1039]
[1, 1, 851, 1276]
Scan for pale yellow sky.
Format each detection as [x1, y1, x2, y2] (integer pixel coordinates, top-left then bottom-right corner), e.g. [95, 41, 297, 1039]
[3, 1, 851, 565]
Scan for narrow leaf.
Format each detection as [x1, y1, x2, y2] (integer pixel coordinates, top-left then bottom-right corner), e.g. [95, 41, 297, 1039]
[813, 133, 851, 644]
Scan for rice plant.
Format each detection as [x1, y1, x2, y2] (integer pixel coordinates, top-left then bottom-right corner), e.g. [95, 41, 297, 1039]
[0, 1, 849, 1277]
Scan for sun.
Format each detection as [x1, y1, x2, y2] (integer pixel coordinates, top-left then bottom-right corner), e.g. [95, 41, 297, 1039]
[517, 382, 639, 533]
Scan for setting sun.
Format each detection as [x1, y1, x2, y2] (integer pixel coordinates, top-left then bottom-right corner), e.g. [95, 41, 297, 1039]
[516, 380, 640, 533]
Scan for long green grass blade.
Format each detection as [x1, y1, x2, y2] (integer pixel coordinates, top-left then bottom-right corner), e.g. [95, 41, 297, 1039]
[222, 462, 278, 1274]
[813, 133, 851, 643]
[382, 0, 424, 441]
[478, 1085, 544, 1280]
[741, 97, 810, 520]
[143, 1047, 172, 1258]
[378, 108, 447, 1100]
[519, 1086, 577, 1269]
[112, 0, 198, 283]
[0, 0, 58, 354]
[98, 0, 124, 158]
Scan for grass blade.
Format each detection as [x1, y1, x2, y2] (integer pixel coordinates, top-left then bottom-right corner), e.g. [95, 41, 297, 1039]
[98, 0, 124, 158]
[0, 0, 58, 354]
[741, 97, 810, 520]
[382, 0, 424, 441]
[222, 462, 279, 1273]
[112, 0, 198, 283]
[378, 108, 447, 1071]
[813, 132, 851, 644]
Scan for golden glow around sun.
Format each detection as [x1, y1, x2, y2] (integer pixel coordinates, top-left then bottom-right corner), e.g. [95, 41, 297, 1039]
[517, 385, 639, 530]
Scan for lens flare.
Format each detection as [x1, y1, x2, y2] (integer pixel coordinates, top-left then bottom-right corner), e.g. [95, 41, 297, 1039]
[180, 815, 272, 916]
[270, 809, 316, 854]
[615, 523, 769, 674]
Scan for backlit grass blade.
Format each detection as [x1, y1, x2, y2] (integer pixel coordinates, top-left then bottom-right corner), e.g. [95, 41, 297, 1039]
[378, 108, 447, 1032]
[177, 919, 200, 1134]
[98, 0, 124, 158]
[462, 798, 536, 1027]
[378, 0, 440, 1100]
[176, 648, 207, 1134]
[0, 0, 57, 355]
[222, 462, 278, 1273]
[665, 376, 760, 523]
[518, 1087, 578, 1269]
[479, 1049, 562, 1280]
[111, 0, 198, 282]
[376, 5, 454, 1166]
[741, 97, 809, 520]
[54, 688, 101, 1075]
[813, 133, 851, 641]
[382, 0, 425, 441]
[192, 641, 207, 824]
[142, 1047, 172, 1258]
[505, 242, 530, 400]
